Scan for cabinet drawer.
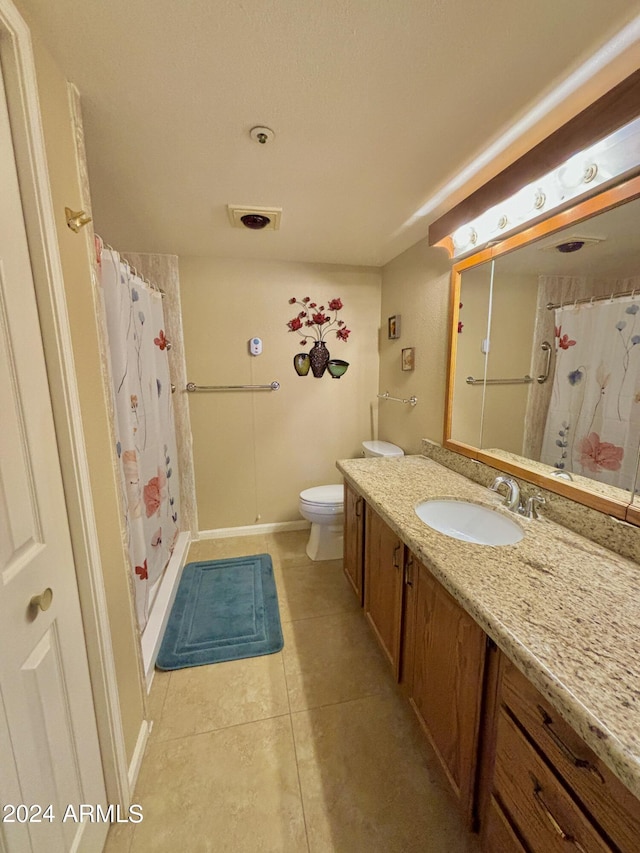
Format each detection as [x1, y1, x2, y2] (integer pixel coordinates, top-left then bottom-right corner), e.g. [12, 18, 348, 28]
[493, 709, 613, 853]
[502, 661, 640, 853]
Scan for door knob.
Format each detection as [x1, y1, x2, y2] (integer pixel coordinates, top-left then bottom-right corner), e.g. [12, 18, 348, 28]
[30, 588, 53, 612]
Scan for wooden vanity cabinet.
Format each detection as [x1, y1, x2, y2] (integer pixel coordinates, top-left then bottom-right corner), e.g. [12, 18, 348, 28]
[404, 553, 487, 826]
[349, 500, 640, 850]
[343, 482, 365, 604]
[361, 508, 488, 824]
[363, 505, 405, 678]
[481, 657, 640, 853]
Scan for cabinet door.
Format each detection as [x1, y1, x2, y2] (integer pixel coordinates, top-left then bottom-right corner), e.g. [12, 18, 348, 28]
[343, 482, 365, 604]
[364, 506, 404, 678]
[410, 558, 486, 823]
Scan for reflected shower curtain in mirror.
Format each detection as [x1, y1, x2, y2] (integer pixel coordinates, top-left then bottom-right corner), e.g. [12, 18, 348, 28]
[98, 246, 180, 629]
[540, 288, 640, 491]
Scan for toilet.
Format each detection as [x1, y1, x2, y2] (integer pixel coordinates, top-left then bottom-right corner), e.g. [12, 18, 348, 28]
[299, 440, 404, 561]
[362, 440, 405, 459]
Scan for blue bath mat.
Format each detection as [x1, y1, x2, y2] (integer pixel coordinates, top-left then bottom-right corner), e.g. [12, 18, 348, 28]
[156, 554, 283, 670]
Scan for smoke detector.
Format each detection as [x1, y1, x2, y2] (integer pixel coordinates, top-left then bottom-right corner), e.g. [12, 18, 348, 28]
[227, 205, 282, 231]
[539, 234, 605, 253]
[250, 126, 275, 145]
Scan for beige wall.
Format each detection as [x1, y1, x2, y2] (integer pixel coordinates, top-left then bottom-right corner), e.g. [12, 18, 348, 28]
[379, 238, 451, 454]
[15, 5, 145, 764]
[452, 263, 493, 447]
[453, 267, 539, 453]
[180, 257, 381, 530]
[481, 273, 538, 453]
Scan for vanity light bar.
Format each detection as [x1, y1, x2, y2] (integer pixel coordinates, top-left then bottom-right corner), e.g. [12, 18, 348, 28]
[449, 115, 640, 258]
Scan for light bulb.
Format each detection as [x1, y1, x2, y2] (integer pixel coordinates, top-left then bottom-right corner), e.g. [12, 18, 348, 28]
[452, 226, 477, 251]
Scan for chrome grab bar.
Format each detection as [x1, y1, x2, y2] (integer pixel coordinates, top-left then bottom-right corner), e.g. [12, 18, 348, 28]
[537, 341, 552, 384]
[377, 391, 418, 407]
[466, 375, 533, 386]
[466, 339, 552, 387]
[186, 381, 280, 392]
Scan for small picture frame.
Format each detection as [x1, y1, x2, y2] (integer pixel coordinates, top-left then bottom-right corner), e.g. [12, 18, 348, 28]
[388, 314, 401, 339]
[402, 347, 415, 371]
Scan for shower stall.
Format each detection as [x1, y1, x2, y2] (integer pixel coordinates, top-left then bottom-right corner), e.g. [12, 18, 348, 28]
[96, 242, 194, 682]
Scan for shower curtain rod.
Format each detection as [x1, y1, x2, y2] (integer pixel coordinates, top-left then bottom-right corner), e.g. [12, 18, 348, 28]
[96, 234, 166, 297]
[546, 287, 638, 311]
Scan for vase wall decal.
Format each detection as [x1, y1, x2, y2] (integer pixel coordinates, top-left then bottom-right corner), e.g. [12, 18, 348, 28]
[309, 340, 330, 377]
[293, 352, 311, 376]
[327, 359, 349, 378]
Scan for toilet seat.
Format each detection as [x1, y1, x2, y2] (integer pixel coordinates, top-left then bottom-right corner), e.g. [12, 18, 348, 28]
[300, 485, 343, 505]
[299, 485, 344, 516]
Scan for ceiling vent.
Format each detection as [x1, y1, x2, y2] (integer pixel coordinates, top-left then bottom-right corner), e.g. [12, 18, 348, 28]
[538, 234, 605, 253]
[227, 205, 282, 231]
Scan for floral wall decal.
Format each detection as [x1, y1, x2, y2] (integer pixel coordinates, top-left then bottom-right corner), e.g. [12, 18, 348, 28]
[287, 295, 351, 378]
[287, 296, 351, 345]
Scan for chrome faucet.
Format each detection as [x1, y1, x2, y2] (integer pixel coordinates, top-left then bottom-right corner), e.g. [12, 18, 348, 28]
[550, 469, 574, 481]
[489, 476, 521, 512]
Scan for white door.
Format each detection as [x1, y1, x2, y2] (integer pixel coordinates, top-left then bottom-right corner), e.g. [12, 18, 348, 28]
[0, 59, 108, 853]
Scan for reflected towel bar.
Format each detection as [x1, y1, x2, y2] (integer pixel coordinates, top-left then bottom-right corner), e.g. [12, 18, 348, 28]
[377, 391, 418, 407]
[186, 381, 280, 392]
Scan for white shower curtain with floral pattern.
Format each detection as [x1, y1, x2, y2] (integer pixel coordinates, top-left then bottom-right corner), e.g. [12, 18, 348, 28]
[541, 290, 640, 491]
[99, 247, 180, 629]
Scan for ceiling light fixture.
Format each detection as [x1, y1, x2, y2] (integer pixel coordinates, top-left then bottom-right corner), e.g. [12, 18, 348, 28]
[444, 115, 640, 258]
[556, 240, 585, 253]
[240, 214, 271, 229]
[227, 205, 282, 230]
[538, 234, 604, 253]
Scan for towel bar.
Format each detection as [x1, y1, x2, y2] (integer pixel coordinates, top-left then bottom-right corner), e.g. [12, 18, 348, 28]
[186, 381, 280, 392]
[377, 391, 418, 407]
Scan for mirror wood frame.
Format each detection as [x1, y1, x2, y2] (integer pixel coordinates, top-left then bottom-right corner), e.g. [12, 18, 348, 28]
[442, 172, 640, 525]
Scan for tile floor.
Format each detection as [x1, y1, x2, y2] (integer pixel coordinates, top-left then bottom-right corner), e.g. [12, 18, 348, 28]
[104, 530, 480, 853]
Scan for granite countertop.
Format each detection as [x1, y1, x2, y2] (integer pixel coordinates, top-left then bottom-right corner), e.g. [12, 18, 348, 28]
[337, 454, 640, 799]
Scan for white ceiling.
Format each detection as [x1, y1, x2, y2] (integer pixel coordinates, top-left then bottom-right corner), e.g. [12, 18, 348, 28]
[17, 0, 640, 266]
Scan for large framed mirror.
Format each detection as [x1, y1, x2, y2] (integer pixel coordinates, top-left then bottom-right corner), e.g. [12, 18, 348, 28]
[444, 174, 640, 521]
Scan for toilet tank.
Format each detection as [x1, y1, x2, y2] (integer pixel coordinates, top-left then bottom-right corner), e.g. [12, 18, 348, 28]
[362, 440, 404, 458]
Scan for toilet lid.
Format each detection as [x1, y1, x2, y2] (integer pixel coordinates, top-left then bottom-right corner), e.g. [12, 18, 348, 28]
[363, 440, 404, 457]
[300, 485, 344, 504]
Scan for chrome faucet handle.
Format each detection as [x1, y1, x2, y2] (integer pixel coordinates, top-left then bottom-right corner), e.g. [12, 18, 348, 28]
[523, 494, 546, 519]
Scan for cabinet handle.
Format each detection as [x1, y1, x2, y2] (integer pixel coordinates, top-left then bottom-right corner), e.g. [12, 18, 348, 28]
[355, 497, 362, 518]
[537, 705, 605, 783]
[405, 556, 414, 586]
[392, 543, 401, 569]
[531, 776, 587, 851]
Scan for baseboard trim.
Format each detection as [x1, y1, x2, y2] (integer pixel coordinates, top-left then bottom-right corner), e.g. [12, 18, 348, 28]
[197, 520, 310, 540]
[127, 719, 150, 798]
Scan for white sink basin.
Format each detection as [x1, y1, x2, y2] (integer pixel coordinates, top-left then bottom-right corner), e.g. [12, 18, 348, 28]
[415, 499, 523, 546]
